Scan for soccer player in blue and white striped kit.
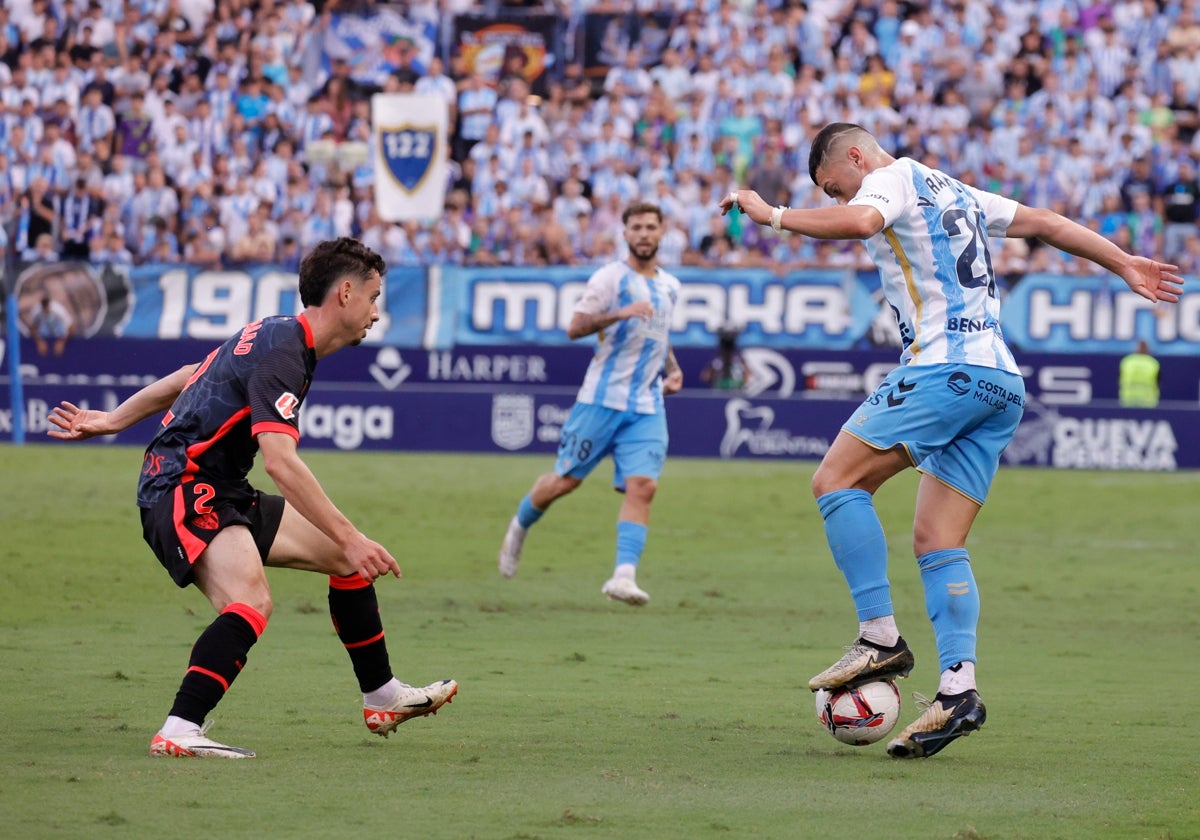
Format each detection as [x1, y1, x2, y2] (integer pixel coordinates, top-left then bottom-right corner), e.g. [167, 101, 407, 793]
[724, 123, 1183, 758]
[498, 202, 683, 606]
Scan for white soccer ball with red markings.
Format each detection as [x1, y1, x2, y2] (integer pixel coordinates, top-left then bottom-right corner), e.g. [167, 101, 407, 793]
[814, 680, 902, 745]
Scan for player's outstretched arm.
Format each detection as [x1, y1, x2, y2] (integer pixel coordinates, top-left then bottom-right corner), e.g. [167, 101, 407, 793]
[720, 189, 883, 240]
[257, 431, 401, 582]
[1007, 205, 1184, 303]
[47, 362, 200, 440]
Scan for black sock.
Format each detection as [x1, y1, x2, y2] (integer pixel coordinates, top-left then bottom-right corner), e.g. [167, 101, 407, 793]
[329, 575, 393, 693]
[168, 604, 266, 725]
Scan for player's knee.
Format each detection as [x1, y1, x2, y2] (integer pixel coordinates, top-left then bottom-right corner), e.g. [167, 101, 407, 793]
[242, 591, 274, 620]
[626, 477, 657, 502]
[531, 473, 580, 510]
[213, 589, 273, 621]
[810, 470, 824, 498]
[811, 464, 840, 498]
[233, 578, 274, 620]
[552, 474, 583, 496]
[912, 526, 964, 558]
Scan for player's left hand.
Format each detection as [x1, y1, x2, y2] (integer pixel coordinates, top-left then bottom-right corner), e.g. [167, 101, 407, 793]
[620, 300, 655, 321]
[662, 369, 683, 395]
[720, 189, 771, 224]
[46, 401, 114, 440]
[1121, 257, 1184, 303]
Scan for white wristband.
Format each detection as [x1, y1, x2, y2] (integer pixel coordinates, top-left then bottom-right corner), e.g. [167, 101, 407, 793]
[770, 205, 787, 232]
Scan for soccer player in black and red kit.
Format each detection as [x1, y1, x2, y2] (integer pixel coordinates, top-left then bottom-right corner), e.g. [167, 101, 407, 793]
[48, 238, 457, 758]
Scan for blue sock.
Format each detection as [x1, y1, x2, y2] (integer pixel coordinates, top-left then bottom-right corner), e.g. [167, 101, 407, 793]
[516, 494, 543, 529]
[918, 548, 979, 672]
[817, 489, 892, 621]
[615, 520, 648, 569]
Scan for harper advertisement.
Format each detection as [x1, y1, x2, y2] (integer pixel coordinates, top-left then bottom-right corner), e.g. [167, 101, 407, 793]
[14, 336, 1200, 406]
[5, 380, 1195, 472]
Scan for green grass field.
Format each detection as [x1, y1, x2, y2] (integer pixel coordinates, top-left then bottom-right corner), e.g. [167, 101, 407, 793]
[1, 444, 1197, 840]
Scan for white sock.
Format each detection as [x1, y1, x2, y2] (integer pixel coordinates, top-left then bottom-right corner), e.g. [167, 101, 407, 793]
[613, 562, 637, 581]
[859, 616, 900, 647]
[938, 661, 977, 695]
[364, 678, 402, 708]
[160, 715, 202, 737]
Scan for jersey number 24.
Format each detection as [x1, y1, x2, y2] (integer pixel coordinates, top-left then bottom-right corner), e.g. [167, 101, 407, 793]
[941, 208, 997, 298]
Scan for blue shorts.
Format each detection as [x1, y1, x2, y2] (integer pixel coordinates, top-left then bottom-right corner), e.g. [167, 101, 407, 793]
[555, 402, 668, 491]
[842, 363, 1025, 505]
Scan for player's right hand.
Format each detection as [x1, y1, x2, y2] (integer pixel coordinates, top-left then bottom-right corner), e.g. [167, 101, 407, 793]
[345, 532, 402, 582]
[720, 189, 771, 224]
[47, 401, 113, 440]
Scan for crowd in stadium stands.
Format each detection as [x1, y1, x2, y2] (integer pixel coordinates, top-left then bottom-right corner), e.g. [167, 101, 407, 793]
[2, 0, 1200, 280]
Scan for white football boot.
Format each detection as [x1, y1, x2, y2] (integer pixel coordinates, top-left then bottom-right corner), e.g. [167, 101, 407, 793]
[601, 576, 650, 606]
[498, 516, 527, 578]
[363, 679, 458, 737]
[149, 721, 255, 758]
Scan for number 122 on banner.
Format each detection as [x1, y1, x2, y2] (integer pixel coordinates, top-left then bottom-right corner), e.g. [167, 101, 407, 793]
[372, 92, 448, 222]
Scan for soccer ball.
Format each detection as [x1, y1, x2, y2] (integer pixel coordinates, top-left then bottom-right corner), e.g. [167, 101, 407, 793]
[814, 680, 902, 746]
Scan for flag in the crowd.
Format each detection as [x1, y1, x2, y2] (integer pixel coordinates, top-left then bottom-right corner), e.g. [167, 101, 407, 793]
[324, 9, 435, 84]
[372, 92, 448, 222]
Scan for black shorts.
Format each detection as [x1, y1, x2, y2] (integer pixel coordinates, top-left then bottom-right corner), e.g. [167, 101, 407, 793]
[139, 485, 286, 588]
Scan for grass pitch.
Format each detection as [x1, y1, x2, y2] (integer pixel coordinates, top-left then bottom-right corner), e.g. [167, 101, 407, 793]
[1, 444, 1197, 839]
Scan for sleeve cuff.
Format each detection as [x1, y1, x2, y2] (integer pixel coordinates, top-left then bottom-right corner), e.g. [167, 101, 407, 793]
[252, 421, 300, 441]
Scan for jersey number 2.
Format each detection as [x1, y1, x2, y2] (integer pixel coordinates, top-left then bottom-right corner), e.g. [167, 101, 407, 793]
[191, 483, 216, 515]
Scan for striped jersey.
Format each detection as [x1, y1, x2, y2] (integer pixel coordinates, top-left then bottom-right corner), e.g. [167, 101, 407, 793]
[574, 260, 681, 414]
[849, 157, 1021, 374]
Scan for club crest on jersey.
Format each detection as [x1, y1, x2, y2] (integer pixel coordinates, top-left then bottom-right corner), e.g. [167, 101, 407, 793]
[192, 512, 220, 531]
[275, 392, 300, 420]
[380, 126, 437, 192]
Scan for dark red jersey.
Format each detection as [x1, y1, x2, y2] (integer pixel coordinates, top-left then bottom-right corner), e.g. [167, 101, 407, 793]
[137, 314, 317, 508]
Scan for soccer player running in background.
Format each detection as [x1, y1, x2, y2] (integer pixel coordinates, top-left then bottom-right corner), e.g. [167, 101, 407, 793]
[47, 238, 457, 758]
[722, 123, 1183, 758]
[498, 202, 683, 606]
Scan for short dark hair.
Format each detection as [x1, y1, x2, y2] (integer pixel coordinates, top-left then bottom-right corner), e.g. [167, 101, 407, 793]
[622, 201, 663, 225]
[298, 237, 386, 307]
[808, 122, 867, 184]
